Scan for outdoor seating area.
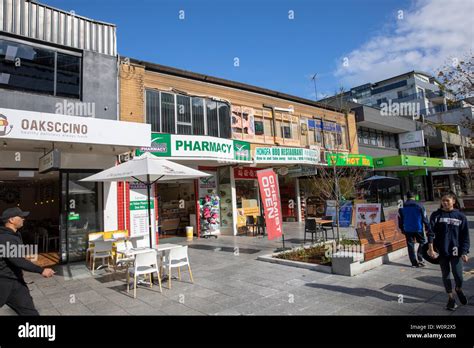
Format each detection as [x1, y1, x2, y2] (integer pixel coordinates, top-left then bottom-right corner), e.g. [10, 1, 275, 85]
[356, 220, 407, 261]
[86, 231, 194, 298]
[303, 217, 335, 243]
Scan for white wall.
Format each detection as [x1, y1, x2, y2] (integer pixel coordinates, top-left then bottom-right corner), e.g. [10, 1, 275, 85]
[103, 182, 118, 231]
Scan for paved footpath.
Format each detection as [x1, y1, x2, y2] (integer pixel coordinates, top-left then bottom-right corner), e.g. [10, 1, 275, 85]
[1, 204, 473, 316]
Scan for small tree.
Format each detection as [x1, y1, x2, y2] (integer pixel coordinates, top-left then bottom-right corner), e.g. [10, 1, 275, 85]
[438, 53, 474, 194]
[305, 88, 368, 240]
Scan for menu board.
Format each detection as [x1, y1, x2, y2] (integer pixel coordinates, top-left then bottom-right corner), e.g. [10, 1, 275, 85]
[129, 183, 156, 247]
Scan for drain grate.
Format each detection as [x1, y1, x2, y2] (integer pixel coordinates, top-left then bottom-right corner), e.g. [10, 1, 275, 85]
[188, 244, 260, 254]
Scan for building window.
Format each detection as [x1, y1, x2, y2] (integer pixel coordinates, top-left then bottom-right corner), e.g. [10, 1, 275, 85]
[145, 91, 231, 138]
[206, 100, 219, 137]
[177, 95, 192, 135]
[281, 124, 292, 139]
[218, 102, 231, 138]
[0, 38, 81, 99]
[254, 119, 264, 135]
[161, 92, 175, 134]
[192, 97, 205, 135]
[146, 90, 160, 132]
[264, 118, 273, 136]
[56, 53, 81, 98]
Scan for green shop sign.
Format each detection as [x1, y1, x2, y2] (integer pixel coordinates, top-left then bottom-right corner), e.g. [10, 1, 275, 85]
[325, 153, 373, 167]
[255, 146, 321, 165]
[375, 155, 444, 168]
[136, 133, 251, 162]
[130, 200, 154, 211]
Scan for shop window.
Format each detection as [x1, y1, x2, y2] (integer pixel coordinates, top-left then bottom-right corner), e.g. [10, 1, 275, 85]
[146, 90, 160, 132]
[192, 97, 205, 135]
[206, 100, 219, 137]
[218, 102, 231, 138]
[0, 38, 81, 98]
[161, 92, 176, 134]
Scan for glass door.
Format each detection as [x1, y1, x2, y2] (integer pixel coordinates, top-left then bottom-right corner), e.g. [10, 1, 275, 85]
[60, 172, 101, 263]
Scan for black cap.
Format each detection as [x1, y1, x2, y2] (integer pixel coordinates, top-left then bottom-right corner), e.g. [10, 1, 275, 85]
[1, 207, 30, 220]
[406, 191, 415, 198]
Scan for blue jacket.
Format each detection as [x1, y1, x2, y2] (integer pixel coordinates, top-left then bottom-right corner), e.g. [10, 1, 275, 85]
[429, 209, 470, 257]
[398, 199, 430, 234]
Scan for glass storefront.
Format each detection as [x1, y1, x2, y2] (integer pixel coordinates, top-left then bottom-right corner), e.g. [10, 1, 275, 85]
[60, 171, 102, 263]
[235, 179, 260, 233]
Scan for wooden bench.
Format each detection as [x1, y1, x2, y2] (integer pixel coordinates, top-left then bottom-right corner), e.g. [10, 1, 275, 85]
[356, 220, 407, 261]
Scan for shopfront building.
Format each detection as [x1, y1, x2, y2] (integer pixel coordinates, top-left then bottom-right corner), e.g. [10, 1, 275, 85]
[133, 133, 252, 238]
[0, 107, 150, 263]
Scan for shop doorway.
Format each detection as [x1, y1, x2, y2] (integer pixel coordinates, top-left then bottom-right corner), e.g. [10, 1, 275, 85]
[156, 181, 196, 238]
[0, 169, 60, 267]
[60, 171, 102, 263]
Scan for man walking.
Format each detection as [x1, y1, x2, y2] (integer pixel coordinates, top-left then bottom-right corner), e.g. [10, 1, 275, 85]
[0, 207, 55, 315]
[398, 192, 430, 268]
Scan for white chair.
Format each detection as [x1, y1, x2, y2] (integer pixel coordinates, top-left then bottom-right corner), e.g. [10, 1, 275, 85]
[91, 241, 113, 275]
[115, 240, 134, 270]
[127, 250, 162, 298]
[166, 246, 194, 289]
[113, 232, 128, 240]
[86, 233, 104, 268]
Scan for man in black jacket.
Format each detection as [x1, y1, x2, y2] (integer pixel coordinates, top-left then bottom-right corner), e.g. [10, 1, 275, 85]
[0, 207, 55, 315]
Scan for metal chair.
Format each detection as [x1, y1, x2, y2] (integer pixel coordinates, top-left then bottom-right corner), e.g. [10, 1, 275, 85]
[321, 215, 335, 240]
[304, 219, 324, 244]
[246, 216, 256, 236]
[256, 216, 266, 235]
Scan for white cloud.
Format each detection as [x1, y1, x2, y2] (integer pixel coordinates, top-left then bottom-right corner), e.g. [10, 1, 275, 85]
[334, 0, 473, 88]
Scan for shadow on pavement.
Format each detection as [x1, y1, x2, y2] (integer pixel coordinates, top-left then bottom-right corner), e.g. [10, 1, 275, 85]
[305, 283, 422, 303]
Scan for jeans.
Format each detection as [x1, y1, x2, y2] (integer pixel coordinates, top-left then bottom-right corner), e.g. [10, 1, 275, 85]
[404, 232, 427, 266]
[439, 256, 463, 293]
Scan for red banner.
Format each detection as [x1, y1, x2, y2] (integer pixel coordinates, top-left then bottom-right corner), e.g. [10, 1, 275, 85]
[256, 169, 283, 240]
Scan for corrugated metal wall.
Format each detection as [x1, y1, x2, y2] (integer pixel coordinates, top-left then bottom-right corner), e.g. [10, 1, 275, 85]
[0, 0, 116, 56]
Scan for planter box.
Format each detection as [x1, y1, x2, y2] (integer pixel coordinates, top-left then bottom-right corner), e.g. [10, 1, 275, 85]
[258, 241, 408, 277]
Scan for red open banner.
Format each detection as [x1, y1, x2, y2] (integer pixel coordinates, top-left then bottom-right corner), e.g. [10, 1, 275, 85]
[256, 168, 283, 240]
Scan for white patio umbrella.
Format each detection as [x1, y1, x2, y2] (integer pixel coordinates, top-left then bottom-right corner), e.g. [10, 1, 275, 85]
[81, 152, 210, 247]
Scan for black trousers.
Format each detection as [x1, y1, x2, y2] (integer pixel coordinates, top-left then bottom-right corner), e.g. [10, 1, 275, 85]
[0, 278, 39, 316]
[439, 256, 463, 293]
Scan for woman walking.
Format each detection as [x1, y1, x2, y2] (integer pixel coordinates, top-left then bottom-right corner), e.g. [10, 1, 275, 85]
[428, 192, 470, 311]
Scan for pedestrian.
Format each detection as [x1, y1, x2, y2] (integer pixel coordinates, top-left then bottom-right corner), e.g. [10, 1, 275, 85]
[398, 191, 430, 267]
[0, 207, 55, 316]
[428, 192, 470, 311]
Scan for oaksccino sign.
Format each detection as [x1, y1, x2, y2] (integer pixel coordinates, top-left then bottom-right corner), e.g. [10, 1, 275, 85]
[0, 107, 150, 147]
[255, 146, 320, 165]
[257, 169, 283, 241]
[138, 133, 251, 162]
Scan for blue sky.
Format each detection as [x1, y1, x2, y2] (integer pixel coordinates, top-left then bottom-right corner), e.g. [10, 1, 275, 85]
[43, 0, 472, 100]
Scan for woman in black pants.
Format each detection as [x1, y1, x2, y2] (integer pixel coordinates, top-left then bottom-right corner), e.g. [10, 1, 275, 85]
[428, 192, 470, 310]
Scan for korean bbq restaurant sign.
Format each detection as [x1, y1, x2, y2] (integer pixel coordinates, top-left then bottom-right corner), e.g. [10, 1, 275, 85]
[257, 169, 283, 241]
[137, 133, 251, 162]
[0, 107, 150, 147]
